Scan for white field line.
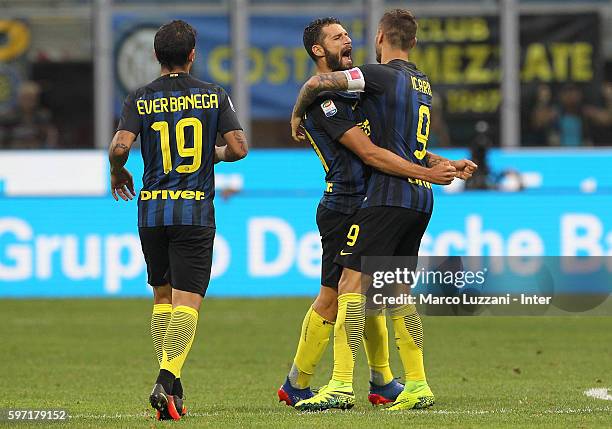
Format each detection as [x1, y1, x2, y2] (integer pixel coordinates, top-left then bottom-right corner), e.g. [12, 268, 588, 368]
[70, 406, 612, 420]
[584, 388, 612, 401]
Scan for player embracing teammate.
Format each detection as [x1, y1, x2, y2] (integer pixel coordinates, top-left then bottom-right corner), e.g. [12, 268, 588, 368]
[286, 10, 477, 411]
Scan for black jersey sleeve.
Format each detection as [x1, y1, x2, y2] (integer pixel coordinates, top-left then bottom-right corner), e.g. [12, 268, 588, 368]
[342, 64, 386, 94]
[217, 87, 243, 135]
[307, 97, 357, 142]
[116, 91, 142, 135]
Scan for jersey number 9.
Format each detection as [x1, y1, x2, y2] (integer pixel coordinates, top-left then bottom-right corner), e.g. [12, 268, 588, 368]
[413, 105, 430, 160]
[151, 117, 203, 174]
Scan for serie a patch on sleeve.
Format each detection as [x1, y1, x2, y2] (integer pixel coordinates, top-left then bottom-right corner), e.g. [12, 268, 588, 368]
[321, 99, 338, 117]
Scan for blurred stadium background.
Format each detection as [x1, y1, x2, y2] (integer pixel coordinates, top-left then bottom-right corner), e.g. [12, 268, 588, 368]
[1, 1, 611, 427]
[1, 0, 611, 297]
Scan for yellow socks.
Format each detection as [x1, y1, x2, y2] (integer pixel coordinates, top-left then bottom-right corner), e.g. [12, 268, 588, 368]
[363, 312, 394, 386]
[160, 305, 199, 378]
[289, 306, 334, 389]
[151, 304, 173, 365]
[390, 304, 426, 382]
[332, 293, 366, 384]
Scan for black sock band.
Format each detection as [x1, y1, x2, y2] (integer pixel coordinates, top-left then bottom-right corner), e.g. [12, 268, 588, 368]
[156, 369, 175, 395]
[172, 378, 184, 398]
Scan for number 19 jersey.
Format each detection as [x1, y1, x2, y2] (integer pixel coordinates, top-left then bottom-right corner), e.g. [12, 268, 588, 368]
[117, 72, 242, 228]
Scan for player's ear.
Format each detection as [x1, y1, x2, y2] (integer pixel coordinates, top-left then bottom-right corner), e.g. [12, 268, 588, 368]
[188, 48, 196, 63]
[311, 44, 325, 59]
[409, 37, 417, 49]
[375, 29, 384, 46]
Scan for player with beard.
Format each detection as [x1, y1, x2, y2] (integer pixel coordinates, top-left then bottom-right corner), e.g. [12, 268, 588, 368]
[290, 10, 477, 411]
[277, 17, 458, 408]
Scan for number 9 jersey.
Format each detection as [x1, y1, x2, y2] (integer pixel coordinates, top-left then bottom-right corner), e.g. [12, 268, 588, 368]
[117, 72, 242, 228]
[343, 61, 434, 214]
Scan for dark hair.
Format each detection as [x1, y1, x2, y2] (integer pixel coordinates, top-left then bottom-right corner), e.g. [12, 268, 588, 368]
[378, 9, 417, 51]
[154, 20, 197, 69]
[303, 17, 342, 61]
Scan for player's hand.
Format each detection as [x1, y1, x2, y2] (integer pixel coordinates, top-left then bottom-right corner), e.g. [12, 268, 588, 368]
[290, 113, 306, 142]
[111, 167, 136, 201]
[427, 161, 456, 185]
[451, 159, 478, 180]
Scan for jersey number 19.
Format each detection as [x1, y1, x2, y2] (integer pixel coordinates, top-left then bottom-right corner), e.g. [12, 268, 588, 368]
[151, 117, 204, 174]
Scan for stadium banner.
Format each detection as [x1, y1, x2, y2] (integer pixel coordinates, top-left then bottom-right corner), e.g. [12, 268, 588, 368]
[1, 148, 612, 196]
[112, 12, 600, 143]
[1, 186, 611, 299]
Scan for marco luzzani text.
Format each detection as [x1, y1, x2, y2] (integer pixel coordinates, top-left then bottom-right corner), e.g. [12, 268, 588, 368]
[370, 268, 552, 306]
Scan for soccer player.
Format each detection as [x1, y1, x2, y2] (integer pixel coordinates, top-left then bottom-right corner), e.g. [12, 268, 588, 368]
[109, 20, 247, 420]
[290, 10, 477, 411]
[277, 17, 458, 408]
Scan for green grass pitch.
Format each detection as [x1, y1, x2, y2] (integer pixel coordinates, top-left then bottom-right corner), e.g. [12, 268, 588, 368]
[1, 298, 611, 428]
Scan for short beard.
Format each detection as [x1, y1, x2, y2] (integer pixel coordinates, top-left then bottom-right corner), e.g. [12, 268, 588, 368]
[324, 48, 344, 72]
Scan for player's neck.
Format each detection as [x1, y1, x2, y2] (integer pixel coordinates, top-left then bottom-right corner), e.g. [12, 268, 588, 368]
[160, 66, 190, 76]
[380, 48, 410, 64]
[315, 64, 332, 75]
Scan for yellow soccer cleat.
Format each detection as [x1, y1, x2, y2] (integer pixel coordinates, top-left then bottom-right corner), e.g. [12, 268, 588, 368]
[294, 382, 355, 411]
[385, 381, 435, 411]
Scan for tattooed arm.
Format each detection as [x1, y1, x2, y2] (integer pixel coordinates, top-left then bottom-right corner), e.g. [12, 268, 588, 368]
[291, 72, 349, 141]
[109, 130, 137, 201]
[426, 151, 478, 180]
[425, 151, 450, 168]
[109, 130, 135, 170]
[217, 130, 249, 163]
[293, 72, 349, 118]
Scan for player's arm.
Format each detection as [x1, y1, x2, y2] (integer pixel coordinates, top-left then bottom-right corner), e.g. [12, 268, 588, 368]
[291, 66, 379, 141]
[291, 71, 348, 134]
[215, 88, 248, 163]
[108, 130, 137, 201]
[215, 130, 248, 163]
[110, 91, 141, 202]
[426, 151, 478, 180]
[340, 127, 456, 185]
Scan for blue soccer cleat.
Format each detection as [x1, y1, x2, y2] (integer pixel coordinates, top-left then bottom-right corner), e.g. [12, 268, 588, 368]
[368, 379, 405, 405]
[277, 377, 315, 407]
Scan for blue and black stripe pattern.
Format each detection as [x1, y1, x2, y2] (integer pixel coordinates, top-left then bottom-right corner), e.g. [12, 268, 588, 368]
[302, 92, 367, 215]
[360, 60, 434, 214]
[121, 73, 237, 228]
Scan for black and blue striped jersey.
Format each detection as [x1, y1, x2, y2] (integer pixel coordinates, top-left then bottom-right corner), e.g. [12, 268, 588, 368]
[117, 72, 242, 227]
[302, 91, 368, 215]
[343, 61, 434, 214]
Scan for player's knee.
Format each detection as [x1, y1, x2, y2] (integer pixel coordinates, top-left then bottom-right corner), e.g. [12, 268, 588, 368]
[338, 268, 362, 295]
[313, 295, 335, 310]
[172, 289, 203, 311]
[313, 288, 338, 321]
[153, 283, 172, 304]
